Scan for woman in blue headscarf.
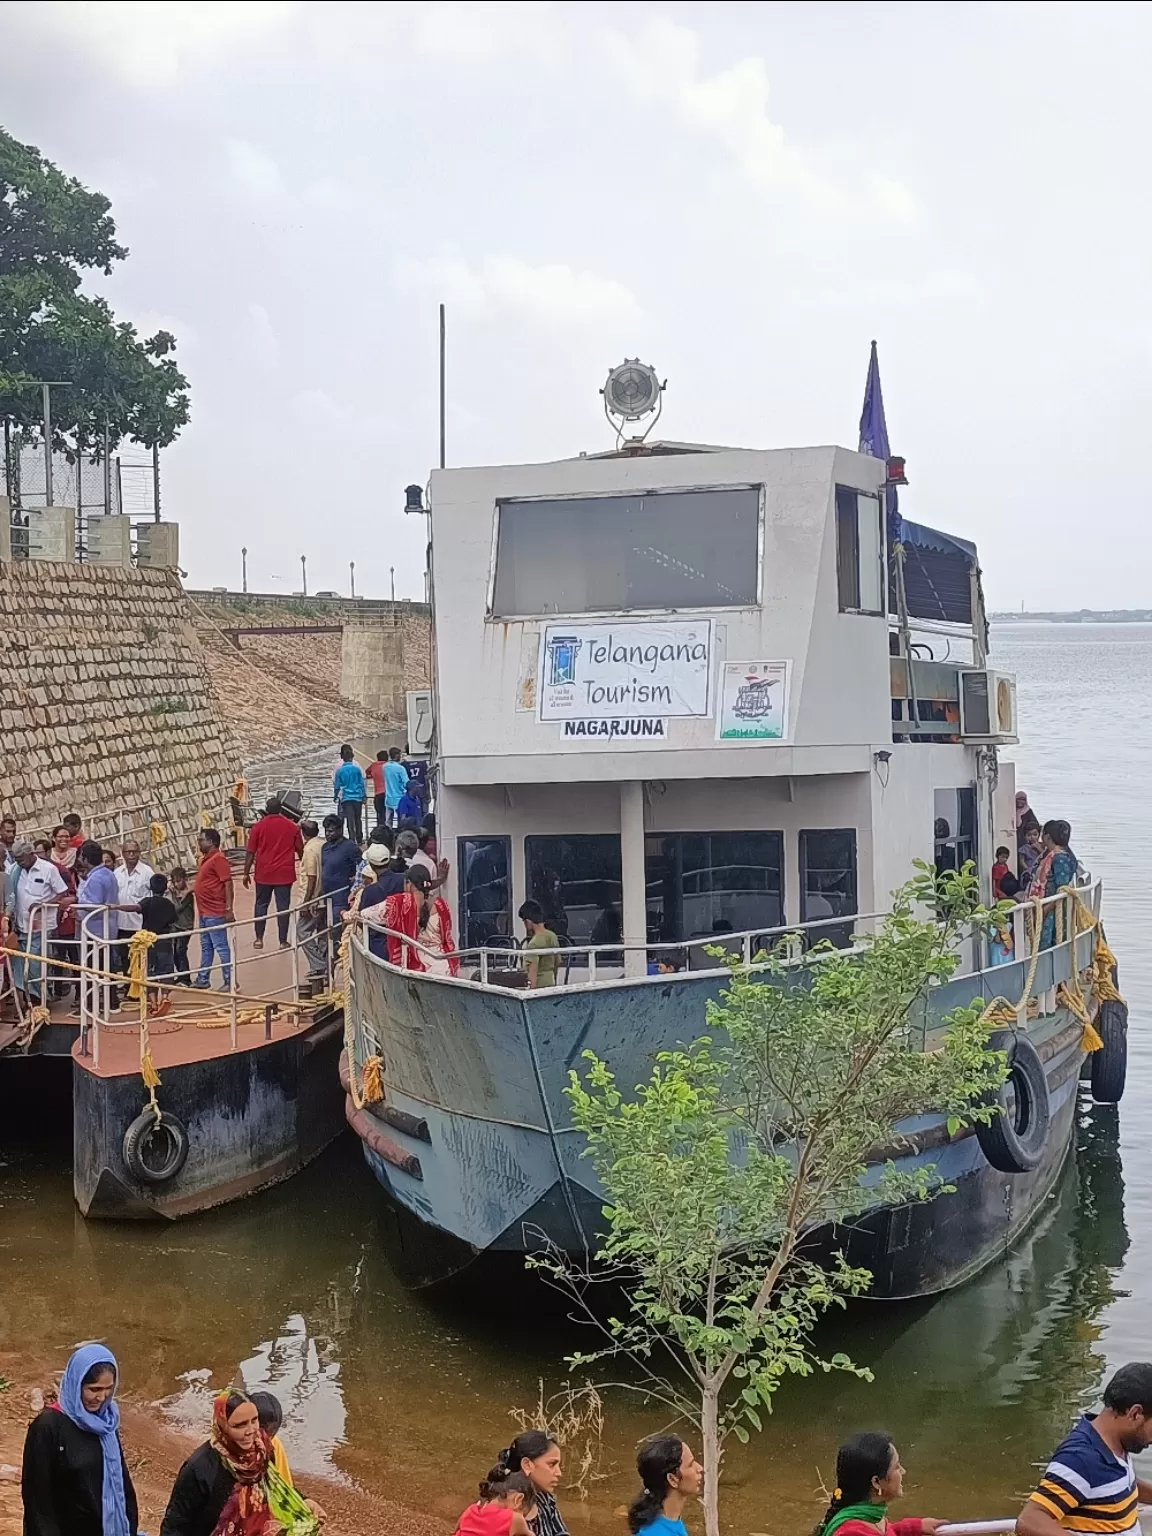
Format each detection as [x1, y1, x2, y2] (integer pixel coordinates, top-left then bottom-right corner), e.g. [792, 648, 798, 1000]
[22, 1343, 138, 1536]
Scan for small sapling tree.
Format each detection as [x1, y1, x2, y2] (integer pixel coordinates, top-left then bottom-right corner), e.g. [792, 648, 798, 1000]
[534, 864, 1008, 1536]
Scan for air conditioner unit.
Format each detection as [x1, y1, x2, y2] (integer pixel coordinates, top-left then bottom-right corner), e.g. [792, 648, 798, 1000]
[959, 669, 1017, 741]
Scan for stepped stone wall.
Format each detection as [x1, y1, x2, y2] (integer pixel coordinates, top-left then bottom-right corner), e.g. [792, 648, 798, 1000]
[0, 560, 240, 855]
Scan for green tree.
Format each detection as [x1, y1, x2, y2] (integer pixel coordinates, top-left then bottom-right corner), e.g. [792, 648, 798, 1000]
[539, 865, 1008, 1536]
[0, 126, 189, 457]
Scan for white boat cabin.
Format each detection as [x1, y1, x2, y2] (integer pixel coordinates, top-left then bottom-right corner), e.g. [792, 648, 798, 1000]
[425, 434, 1018, 975]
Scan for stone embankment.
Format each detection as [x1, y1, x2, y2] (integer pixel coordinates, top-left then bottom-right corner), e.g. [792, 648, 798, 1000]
[188, 591, 431, 762]
[1, 561, 238, 853]
[0, 566, 433, 852]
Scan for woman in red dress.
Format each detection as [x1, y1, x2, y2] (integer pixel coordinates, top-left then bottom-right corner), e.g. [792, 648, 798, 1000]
[381, 865, 458, 976]
[815, 1434, 946, 1536]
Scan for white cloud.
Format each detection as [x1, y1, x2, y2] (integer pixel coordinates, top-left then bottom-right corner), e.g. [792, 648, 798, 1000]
[601, 18, 915, 220]
[39, 0, 299, 87]
[242, 303, 278, 366]
[226, 140, 285, 201]
[869, 173, 918, 224]
[395, 254, 641, 324]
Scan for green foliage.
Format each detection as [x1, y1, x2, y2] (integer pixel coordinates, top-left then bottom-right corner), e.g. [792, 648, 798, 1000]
[0, 127, 189, 453]
[536, 864, 1008, 1536]
[149, 695, 188, 715]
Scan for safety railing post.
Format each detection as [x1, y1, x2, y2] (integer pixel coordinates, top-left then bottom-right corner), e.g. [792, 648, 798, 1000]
[290, 902, 300, 1007]
[229, 929, 239, 1050]
[480, 948, 489, 986]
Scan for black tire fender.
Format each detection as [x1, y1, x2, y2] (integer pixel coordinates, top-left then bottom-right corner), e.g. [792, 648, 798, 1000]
[975, 1030, 1050, 1175]
[122, 1109, 190, 1184]
[1090, 999, 1128, 1104]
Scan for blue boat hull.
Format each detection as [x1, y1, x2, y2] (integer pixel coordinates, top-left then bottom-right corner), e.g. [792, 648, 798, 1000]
[344, 932, 1093, 1296]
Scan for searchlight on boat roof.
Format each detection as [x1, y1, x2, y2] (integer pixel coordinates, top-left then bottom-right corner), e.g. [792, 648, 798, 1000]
[602, 358, 665, 448]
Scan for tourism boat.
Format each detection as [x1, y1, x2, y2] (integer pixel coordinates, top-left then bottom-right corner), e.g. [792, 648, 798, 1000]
[342, 359, 1128, 1294]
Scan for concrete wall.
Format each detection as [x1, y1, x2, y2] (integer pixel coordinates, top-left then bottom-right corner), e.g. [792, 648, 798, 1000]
[0, 559, 240, 853]
[429, 445, 889, 786]
[340, 625, 405, 718]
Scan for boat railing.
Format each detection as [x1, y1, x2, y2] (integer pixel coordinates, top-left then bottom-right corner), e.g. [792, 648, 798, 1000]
[350, 878, 1104, 996]
[56, 885, 346, 1066]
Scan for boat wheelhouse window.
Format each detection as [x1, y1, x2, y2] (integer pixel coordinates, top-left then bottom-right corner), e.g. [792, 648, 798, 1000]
[799, 828, 857, 949]
[490, 486, 760, 616]
[644, 832, 784, 956]
[525, 834, 623, 948]
[835, 486, 884, 616]
[933, 787, 977, 875]
[457, 837, 512, 948]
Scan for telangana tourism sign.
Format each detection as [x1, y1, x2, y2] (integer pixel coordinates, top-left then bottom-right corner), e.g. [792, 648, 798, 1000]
[537, 619, 713, 723]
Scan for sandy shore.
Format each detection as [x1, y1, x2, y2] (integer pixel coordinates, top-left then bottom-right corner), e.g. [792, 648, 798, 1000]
[0, 1350, 449, 1536]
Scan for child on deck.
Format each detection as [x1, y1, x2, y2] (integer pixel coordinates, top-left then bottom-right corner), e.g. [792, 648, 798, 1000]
[454, 1468, 537, 1536]
[815, 1433, 946, 1536]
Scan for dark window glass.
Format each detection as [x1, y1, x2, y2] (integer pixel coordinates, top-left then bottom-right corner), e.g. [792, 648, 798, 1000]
[799, 829, 858, 949]
[457, 837, 511, 948]
[836, 488, 860, 611]
[645, 832, 784, 961]
[933, 787, 977, 876]
[491, 487, 760, 616]
[525, 834, 622, 949]
[835, 485, 884, 614]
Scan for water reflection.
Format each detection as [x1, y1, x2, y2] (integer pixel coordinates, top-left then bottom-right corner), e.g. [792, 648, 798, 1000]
[1, 1096, 1131, 1534]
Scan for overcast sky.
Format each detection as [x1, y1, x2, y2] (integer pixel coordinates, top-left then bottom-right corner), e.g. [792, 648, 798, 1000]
[1, 0, 1148, 608]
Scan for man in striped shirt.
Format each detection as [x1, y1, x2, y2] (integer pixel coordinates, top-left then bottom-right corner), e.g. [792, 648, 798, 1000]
[1019, 1363, 1152, 1536]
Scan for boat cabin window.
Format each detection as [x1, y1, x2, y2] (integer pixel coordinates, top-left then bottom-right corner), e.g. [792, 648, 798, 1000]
[933, 787, 977, 875]
[457, 836, 512, 948]
[799, 828, 857, 949]
[490, 486, 760, 616]
[525, 834, 623, 949]
[644, 832, 784, 951]
[835, 486, 885, 616]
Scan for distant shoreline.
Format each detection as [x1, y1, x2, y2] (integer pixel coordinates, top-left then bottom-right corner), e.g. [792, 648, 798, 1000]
[990, 611, 1152, 623]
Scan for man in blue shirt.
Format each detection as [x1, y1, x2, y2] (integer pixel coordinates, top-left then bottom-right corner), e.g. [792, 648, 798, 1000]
[74, 839, 123, 1014]
[320, 814, 360, 971]
[383, 746, 408, 830]
[333, 743, 366, 846]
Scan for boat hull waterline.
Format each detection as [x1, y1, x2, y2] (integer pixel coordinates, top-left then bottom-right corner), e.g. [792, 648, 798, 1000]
[343, 922, 1101, 1295]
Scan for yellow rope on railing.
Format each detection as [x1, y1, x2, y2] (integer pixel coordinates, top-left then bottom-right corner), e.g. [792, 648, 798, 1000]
[126, 930, 157, 1002]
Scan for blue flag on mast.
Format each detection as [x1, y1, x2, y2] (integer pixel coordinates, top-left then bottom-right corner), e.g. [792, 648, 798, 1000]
[858, 339, 901, 548]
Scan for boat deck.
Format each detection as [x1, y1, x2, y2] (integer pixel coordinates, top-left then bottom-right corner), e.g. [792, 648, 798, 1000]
[2, 886, 330, 1077]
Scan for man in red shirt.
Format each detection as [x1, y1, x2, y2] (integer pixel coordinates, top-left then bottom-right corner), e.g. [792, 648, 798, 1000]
[242, 797, 304, 950]
[193, 827, 235, 990]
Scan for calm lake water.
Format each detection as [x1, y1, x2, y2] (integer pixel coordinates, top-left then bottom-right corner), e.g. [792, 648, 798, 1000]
[2, 624, 1151, 1535]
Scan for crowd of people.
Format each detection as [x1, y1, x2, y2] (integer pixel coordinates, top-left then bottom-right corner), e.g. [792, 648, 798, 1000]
[19, 1345, 1152, 1536]
[0, 743, 452, 1013]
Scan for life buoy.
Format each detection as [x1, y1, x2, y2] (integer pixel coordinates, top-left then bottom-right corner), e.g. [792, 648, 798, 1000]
[1090, 999, 1128, 1104]
[975, 1031, 1050, 1174]
[122, 1109, 190, 1184]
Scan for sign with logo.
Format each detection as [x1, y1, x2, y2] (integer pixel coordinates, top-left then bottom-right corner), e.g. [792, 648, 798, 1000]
[716, 660, 791, 741]
[538, 620, 713, 723]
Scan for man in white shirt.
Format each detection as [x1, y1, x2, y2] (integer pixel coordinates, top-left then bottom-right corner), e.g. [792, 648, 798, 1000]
[114, 840, 155, 986]
[9, 838, 69, 1003]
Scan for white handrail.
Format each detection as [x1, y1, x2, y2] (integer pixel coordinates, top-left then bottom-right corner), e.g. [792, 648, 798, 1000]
[350, 879, 1103, 995]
